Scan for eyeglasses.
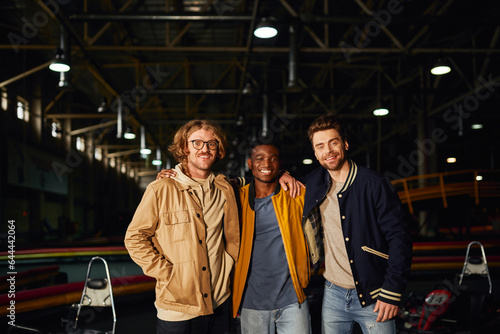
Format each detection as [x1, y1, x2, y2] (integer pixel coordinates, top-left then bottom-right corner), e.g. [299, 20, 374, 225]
[189, 139, 219, 150]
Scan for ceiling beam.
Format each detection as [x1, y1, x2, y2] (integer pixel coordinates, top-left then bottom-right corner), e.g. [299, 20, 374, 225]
[45, 113, 117, 119]
[150, 89, 242, 94]
[69, 120, 118, 136]
[233, 0, 260, 118]
[278, 0, 326, 49]
[70, 14, 255, 21]
[87, 0, 135, 46]
[189, 61, 238, 115]
[4, 44, 500, 54]
[0, 61, 52, 88]
[352, 0, 404, 50]
[95, 145, 137, 149]
[68, 13, 499, 25]
[404, 0, 455, 51]
[169, 0, 217, 47]
[106, 148, 141, 158]
[351, 74, 500, 158]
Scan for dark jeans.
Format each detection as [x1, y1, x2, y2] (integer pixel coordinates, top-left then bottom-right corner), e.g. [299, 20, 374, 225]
[156, 299, 231, 334]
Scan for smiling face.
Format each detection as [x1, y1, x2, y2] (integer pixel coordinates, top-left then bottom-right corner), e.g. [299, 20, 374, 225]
[185, 128, 218, 178]
[312, 128, 349, 172]
[247, 145, 281, 184]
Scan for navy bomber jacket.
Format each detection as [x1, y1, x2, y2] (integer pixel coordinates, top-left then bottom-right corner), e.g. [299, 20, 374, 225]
[302, 160, 413, 307]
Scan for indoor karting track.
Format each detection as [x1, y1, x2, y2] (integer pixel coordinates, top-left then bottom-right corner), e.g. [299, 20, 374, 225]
[1, 241, 500, 334]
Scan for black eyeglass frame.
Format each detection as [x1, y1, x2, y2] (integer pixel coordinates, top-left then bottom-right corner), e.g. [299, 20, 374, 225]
[189, 139, 219, 150]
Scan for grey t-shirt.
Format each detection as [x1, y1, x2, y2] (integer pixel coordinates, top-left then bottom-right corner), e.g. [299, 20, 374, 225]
[241, 194, 297, 310]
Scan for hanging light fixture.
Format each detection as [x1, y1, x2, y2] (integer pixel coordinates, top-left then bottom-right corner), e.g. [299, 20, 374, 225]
[471, 123, 484, 130]
[242, 82, 253, 95]
[446, 157, 457, 164]
[121, 103, 135, 139]
[261, 94, 269, 138]
[141, 147, 152, 155]
[97, 97, 108, 113]
[236, 115, 244, 126]
[430, 59, 451, 75]
[58, 71, 70, 88]
[373, 70, 389, 117]
[116, 97, 123, 138]
[140, 125, 151, 155]
[254, 17, 278, 39]
[49, 49, 70, 72]
[49, 25, 70, 72]
[152, 147, 162, 166]
[373, 106, 389, 116]
[124, 125, 136, 139]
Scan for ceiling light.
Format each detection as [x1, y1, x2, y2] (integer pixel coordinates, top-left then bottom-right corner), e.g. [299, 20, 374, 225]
[446, 157, 457, 164]
[431, 65, 451, 75]
[140, 125, 151, 156]
[373, 71, 389, 116]
[373, 107, 389, 116]
[58, 71, 71, 88]
[431, 59, 451, 75]
[50, 26, 71, 73]
[124, 125, 136, 139]
[471, 123, 483, 130]
[302, 158, 313, 165]
[254, 18, 278, 39]
[152, 147, 162, 166]
[97, 97, 108, 113]
[242, 82, 254, 95]
[49, 49, 70, 72]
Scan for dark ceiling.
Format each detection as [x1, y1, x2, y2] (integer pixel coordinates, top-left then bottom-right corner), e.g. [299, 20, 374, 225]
[2, 0, 500, 180]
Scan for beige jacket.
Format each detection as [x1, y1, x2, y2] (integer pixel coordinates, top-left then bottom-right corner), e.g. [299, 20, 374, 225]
[124, 172, 240, 316]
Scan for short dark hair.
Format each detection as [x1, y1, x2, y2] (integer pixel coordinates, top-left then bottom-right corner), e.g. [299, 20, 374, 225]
[249, 138, 281, 159]
[307, 114, 347, 144]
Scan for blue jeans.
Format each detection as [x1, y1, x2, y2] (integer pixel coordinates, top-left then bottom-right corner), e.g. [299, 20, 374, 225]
[240, 300, 312, 334]
[322, 281, 396, 334]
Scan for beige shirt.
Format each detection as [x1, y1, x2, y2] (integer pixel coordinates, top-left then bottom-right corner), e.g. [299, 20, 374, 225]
[157, 164, 233, 321]
[321, 181, 356, 289]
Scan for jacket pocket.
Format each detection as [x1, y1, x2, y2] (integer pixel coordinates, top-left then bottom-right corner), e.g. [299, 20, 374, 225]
[157, 261, 199, 307]
[160, 210, 192, 242]
[361, 246, 389, 259]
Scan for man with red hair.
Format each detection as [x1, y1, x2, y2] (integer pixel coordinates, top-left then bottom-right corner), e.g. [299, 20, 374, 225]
[125, 119, 239, 334]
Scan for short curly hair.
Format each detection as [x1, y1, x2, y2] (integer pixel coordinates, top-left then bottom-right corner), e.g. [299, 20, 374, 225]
[168, 119, 227, 164]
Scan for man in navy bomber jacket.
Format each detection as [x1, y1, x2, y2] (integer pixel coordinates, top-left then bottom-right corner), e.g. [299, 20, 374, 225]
[303, 114, 412, 334]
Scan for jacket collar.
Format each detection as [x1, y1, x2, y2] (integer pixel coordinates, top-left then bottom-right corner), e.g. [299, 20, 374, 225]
[337, 159, 357, 193]
[248, 180, 281, 211]
[172, 163, 229, 192]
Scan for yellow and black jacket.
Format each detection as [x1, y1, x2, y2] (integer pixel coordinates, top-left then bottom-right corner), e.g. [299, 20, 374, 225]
[232, 181, 310, 317]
